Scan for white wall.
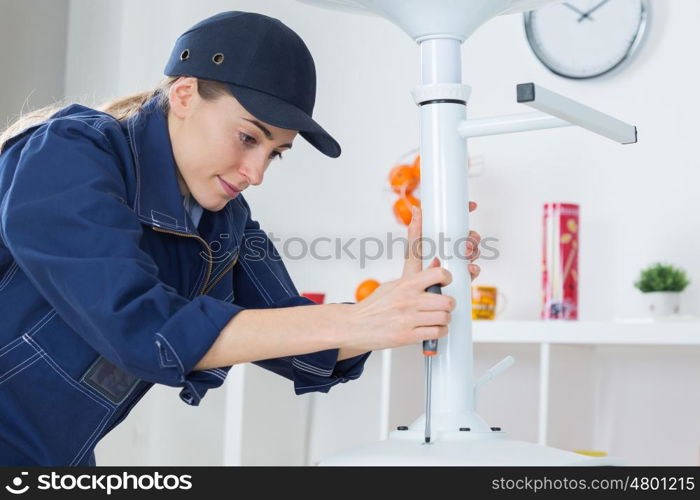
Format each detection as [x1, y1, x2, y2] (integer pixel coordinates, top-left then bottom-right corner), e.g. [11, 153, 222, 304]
[0, 0, 69, 122]
[5, 0, 699, 465]
[65, 0, 700, 322]
[61, 1, 700, 318]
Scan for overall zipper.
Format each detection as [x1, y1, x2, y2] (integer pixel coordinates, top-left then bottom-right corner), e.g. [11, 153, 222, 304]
[151, 226, 213, 296]
[201, 254, 239, 296]
[151, 225, 239, 296]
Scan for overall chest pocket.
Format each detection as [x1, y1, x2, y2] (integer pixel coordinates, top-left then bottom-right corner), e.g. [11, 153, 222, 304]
[0, 334, 112, 466]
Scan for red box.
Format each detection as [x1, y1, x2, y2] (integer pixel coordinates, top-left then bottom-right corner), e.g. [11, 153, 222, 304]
[542, 203, 579, 320]
[301, 292, 325, 304]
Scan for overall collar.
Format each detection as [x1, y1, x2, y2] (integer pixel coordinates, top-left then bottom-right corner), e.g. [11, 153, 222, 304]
[122, 96, 242, 272]
[124, 96, 198, 234]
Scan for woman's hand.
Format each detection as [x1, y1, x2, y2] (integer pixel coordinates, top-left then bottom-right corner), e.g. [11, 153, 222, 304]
[341, 266, 455, 352]
[338, 202, 481, 353]
[401, 202, 481, 280]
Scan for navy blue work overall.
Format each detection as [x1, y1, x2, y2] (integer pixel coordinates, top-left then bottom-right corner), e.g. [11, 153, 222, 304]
[0, 97, 370, 465]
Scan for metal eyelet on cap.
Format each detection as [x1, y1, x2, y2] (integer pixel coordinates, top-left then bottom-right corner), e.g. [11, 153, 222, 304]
[212, 52, 225, 65]
[180, 49, 190, 61]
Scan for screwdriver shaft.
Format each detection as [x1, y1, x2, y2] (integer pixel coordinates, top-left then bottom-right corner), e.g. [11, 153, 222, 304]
[425, 355, 432, 443]
[423, 284, 442, 444]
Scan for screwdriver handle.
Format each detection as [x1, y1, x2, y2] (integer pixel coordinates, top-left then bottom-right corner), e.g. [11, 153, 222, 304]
[422, 284, 442, 356]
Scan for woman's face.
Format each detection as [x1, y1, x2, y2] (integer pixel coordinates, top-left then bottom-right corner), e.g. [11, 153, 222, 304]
[167, 77, 297, 212]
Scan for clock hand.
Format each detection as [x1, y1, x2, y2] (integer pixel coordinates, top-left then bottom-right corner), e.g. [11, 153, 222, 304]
[577, 0, 611, 23]
[562, 2, 594, 21]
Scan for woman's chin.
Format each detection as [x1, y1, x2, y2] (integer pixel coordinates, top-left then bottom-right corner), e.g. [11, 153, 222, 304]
[192, 193, 227, 213]
[210, 197, 231, 212]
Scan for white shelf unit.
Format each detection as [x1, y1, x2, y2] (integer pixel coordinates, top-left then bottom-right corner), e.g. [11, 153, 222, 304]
[456, 320, 700, 448]
[471, 320, 700, 346]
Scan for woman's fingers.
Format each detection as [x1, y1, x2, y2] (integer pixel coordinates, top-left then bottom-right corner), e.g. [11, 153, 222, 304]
[404, 202, 480, 281]
[412, 325, 448, 341]
[401, 205, 423, 278]
[467, 229, 481, 260]
[467, 246, 481, 262]
[470, 263, 481, 280]
[412, 310, 452, 327]
[407, 265, 453, 290]
[415, 290, 455, 312]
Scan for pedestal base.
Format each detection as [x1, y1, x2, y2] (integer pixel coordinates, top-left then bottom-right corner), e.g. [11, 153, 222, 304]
[319, 429, 623, 466]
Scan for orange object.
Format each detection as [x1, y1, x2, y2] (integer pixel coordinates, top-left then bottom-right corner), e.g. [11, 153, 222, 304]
[411, 154, 420, 180]
[355, 279, 380, 302]
[389, 164, 419, 195]
[392, 194, 420, 226]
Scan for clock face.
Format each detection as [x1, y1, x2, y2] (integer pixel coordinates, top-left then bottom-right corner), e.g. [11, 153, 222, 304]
[524, 0, 649, 79]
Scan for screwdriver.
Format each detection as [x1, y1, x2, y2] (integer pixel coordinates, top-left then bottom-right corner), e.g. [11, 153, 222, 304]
[423, 283, 442, 444]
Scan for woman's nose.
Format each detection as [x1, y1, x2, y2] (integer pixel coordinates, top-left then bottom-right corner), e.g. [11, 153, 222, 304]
[240, 160, 265, 186]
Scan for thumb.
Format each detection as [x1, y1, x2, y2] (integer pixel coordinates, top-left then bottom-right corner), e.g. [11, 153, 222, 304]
[401, 205, 423, 278]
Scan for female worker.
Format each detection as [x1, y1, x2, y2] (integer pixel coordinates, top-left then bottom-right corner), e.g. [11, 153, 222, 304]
[0, 11, 481, 465]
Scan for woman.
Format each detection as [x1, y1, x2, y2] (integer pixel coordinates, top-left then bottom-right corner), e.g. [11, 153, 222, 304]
[0, 11, 481, 465]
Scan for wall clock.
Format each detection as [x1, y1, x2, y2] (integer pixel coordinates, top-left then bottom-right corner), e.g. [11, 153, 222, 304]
[524, 0, 649, 79]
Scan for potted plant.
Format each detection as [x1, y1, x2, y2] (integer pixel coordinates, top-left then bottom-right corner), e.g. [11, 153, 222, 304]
[634, 262, 690, 317]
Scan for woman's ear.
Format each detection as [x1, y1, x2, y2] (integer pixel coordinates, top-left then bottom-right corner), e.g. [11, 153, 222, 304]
[169, 77, 198, 119]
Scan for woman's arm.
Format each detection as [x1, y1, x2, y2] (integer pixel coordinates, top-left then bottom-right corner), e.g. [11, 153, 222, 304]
[337, 346, 371, 361]
[193, 303, 359, 370]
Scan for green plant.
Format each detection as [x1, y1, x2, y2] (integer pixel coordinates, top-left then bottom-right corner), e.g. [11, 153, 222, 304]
[634, 262, 690, 293]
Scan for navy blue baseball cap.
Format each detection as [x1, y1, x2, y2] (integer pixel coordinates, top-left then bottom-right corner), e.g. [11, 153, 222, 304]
[164, 11, 341, 158]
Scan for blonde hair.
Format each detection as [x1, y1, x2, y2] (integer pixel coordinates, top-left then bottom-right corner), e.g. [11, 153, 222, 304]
[0, 76, 231, 154]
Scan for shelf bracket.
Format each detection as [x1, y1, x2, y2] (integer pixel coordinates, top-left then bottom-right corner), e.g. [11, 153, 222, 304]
[458, 82, 638, 144]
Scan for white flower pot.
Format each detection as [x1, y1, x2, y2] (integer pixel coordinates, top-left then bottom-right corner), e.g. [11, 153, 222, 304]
[646, 291, 681, 317]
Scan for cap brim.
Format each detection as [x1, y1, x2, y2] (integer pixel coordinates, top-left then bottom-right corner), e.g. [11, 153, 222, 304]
[226, 83, 341, 158]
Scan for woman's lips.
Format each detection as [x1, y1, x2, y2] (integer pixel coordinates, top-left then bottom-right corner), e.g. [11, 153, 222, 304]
[218, 176, 240, 197]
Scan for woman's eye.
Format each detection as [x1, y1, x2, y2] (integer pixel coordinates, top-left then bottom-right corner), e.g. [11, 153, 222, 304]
[239, 132, 283, 160]
[239, 132, 256, 145]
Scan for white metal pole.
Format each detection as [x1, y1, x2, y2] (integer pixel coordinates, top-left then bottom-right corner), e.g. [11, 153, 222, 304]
[458, 112, 570, 139]
[303, 394, 316, 465]
[421, 38, 461, 83]
[222, 364, 246, 465]
[538, 342, 551, 446]
[379, 349, 392, 440]
[416, 38, 479, 433]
